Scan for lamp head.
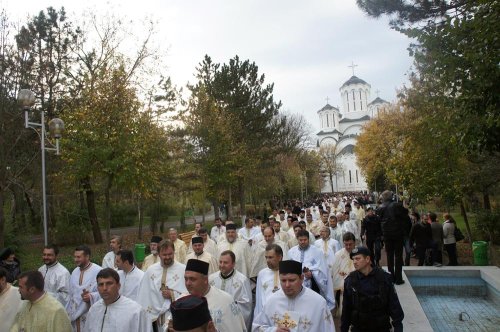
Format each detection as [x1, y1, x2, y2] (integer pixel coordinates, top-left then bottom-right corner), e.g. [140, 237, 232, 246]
[18, 89, 36, 110]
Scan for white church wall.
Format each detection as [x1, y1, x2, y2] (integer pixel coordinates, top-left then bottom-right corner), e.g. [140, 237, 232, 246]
[342, 124, 362, 136]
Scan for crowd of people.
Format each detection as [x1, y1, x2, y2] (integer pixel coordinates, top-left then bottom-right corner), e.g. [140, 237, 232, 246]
[0, 190, 461, 331]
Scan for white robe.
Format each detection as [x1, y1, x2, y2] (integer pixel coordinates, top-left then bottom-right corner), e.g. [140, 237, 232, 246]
[141, 254, 160, 271]
[118, 266, 144, 302]
[187, 238, 218, 258]
[331, 248, 355, 291]
[275, 230, 290, 243]
[249, 239, 288, 278]
[238, 227, 261, 244]
[66, 263, 102, 331]
[204, 286, 246, 332]
[254, 268, 280, 319]
[210, 225, 226, 243]
[209, 270, 253, 331]
[252, 287, 335, 332]
[38, 261, 70, 307]
[84, 295, 151, 332]
[330, 226, 343, 244]
[331, 248, 355, 317]
[0, 284, 22, 331]
[217, 239, 250, 277]
[185, 251, 219, 275]
[173, 239, 187, 264]
[137, 261, 187, 323]
[102, 251, 117, 269]
[288, 245, 335, 310]
[314, 238, 341, 255]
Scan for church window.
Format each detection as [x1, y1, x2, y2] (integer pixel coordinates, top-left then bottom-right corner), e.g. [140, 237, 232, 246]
[359, 91, 363, 110]
[356, 170, 359, 183]
[326, 114, 329, 127]
[349, 170, 352, 183]
[346, 92, 350, 112]
[352, 91, 356, 111]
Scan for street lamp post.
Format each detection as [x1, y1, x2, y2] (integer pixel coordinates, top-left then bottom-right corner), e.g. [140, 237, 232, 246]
[18, 89, 64, 246]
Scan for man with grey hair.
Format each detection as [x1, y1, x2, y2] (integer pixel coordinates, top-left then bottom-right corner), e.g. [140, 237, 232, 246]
[376, 190, 409, 285]
[168, 228, 187, 264]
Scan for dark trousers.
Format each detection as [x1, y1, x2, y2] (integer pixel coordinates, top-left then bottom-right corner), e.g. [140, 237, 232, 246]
[366, 237, 382, 266]
[384, 237, 404, 283]
[415, 245, 428, 266]
[444, 243, 458, 265]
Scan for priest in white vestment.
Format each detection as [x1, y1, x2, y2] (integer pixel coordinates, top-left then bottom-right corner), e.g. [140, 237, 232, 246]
[209, 250, 252, 331]
[168, 228, 188, 264]
[238, 217, 261, 246]
[188, 228, 218, 257]
[102, 235, 122, 269]
[252, 260, 335, 332]
[116, 249, 144, 302]
[254, 243, 283, 318]
[38, 244, 70, 306]
[288, 230, 335, 311]
[137, 240, 187, 329]
[331, 232, 356, 317]
[329, 215, 344, 244]
[273, 221, 290, 243]
[315, 226, 341, 254]
[186, 237, 218, 275]
[66, 245, 102, 332]
[250, 227, 288, 278]
[217, 224, 250, 277]
[182, 259, 246, 332]
[84, 268, 151, 332]
[210, 217, 226, 243]
[0, 268, 22, 331]
[142, 236, 162, 271]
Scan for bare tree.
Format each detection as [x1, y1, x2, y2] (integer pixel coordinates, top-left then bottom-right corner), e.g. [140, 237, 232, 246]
[318, 143, 343, 193]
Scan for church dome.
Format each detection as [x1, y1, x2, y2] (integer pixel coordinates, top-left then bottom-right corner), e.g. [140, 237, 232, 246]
[317, 103, 339, 113]
[368, 97, 388, 105]
[340, 76, 369, 89]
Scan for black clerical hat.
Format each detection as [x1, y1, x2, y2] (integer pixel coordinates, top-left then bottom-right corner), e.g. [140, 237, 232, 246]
[279, 260, 302, 275]
[171, 295, 212, 331]
[191, 236, 203, 245]
[225, 223, 237, 230]
[150, 236, 162, 243]
[186, 259, 209, 275]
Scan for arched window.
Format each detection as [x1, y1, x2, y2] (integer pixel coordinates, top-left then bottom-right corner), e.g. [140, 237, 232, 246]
[349, 170, 352, 183]
[356, 170, 359, 183]
[352, 91, 356, 111]
[359, 91, 363, 110]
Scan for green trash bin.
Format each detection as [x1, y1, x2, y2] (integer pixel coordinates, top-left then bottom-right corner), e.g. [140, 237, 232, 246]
[135, 243, 146, 263]
[472, 241, 488, 266]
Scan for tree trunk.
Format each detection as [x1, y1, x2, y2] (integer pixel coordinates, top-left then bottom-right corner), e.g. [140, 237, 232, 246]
[213, 198, 220, 219]
[104, 174, 114, 241]
[0, 189, 4, 248]
[24, 191, 37, 227]
[238, 177, 245, 219]
[137, 195, 143, 239]
[460, 199, 473, 249]
[329, 173, 334, 193]
[483, 192, 491, 210]
[228, 187, 233, 220]
[81, 177, 103, 244]
[153, 193, 160, 234]
[79, 182, 86, 210]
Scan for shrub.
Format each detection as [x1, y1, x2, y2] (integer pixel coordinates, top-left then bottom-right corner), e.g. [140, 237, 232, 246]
[110, 205, 136, 228]
[473, 208, 500, 244]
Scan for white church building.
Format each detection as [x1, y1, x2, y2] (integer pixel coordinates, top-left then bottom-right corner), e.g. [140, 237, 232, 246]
[317, 75, 389, 193]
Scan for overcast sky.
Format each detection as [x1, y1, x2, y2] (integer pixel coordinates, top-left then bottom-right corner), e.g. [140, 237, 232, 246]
[3, 0, 413, 132]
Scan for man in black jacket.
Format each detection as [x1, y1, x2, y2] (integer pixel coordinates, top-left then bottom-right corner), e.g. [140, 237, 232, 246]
[341, 246, 404, 332]
[361, 207, 382, 267]
[376, 191, 410, 285]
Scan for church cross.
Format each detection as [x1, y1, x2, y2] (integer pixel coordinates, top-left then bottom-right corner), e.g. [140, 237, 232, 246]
[348, 61, 358, 76]
[325, 96, 330, 104]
